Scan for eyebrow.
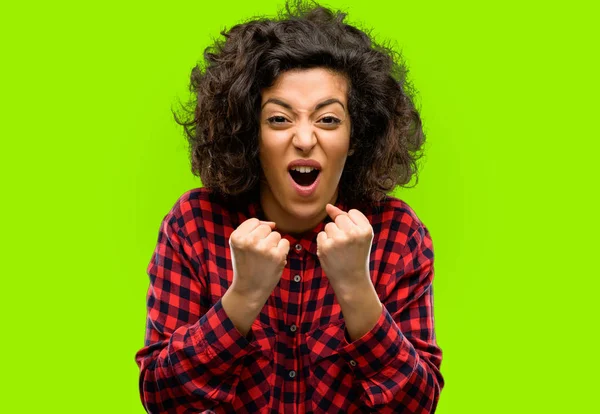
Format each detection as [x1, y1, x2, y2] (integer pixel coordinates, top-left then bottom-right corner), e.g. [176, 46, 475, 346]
[261, 97, 345, 112]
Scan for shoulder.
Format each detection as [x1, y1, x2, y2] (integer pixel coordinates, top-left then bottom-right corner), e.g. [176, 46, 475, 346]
[155, 187, 250, 264]
[161, 187, 238, 240]
[364, 194, 431, 253]
[163, 187, 214, 225]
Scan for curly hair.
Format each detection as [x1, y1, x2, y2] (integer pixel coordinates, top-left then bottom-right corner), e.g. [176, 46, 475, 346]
[173, 0, 426, 206]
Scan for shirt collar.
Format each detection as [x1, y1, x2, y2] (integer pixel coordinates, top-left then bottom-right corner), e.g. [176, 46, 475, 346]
[246, 191, 350, 257]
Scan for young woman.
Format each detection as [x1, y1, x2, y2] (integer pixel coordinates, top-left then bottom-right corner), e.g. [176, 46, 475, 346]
[135, 1, 444, 412]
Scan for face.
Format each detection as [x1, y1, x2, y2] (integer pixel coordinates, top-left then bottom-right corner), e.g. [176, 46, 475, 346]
[258, 67, 351, 234]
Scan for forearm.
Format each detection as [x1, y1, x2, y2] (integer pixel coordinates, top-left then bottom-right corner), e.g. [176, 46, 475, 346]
[317, 220, 443, 412]
[340, 308, 443, 413]
[334, 276, 383, 342]
[221, 288, 267, 337]
[307, 304, 443, 414]
[359, 343, 442, 412]
[362, 356, 442, 413]
[136, 299, 263, 412]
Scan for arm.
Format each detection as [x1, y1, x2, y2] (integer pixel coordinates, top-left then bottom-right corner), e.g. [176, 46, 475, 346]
[338, 224, 444, 413]
[134, 214, 267, 413]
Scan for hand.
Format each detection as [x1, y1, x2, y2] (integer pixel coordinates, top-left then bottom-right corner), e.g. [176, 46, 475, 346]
[229, 218, 290, 303]
[316, 204, 374, 294]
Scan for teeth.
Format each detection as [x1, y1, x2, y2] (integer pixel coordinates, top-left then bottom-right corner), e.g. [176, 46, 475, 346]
[290, 166, 317, 173]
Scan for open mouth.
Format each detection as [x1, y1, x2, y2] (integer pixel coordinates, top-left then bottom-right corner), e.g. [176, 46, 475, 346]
[289, 169, 320, 187]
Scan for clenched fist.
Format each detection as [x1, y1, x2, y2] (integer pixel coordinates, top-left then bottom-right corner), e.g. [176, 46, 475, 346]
[228, 218, 290, 303]
[316, 204, 374, 294]
[316, 204, 383, 342]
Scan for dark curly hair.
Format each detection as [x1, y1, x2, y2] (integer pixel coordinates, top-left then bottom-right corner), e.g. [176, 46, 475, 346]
[173, 0, 426, 206]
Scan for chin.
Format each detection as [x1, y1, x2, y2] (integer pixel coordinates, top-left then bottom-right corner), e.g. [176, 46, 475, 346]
[284, 198, 323, 219]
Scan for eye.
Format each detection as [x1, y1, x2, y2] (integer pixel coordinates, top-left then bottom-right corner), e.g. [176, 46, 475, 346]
[267, 116, 288, 125]
[319, 116, 341, 125]
[266, 116, 342, 126]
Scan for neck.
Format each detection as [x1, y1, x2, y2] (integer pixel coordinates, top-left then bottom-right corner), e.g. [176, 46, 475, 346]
[259, 183, 337, 235]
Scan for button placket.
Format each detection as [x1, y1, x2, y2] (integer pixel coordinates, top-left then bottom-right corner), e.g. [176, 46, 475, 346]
[283, 254, 302, 391]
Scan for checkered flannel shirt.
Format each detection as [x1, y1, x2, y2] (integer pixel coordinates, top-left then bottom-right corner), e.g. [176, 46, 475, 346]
[135, 187, 444, 413]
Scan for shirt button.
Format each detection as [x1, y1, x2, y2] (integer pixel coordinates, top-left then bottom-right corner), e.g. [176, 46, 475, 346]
[293, 274, 301, 283]
[294, 243, 302, 252]
[349, 360, 357, 367]
[288, 370, 296, 378]
[289, 324, 297, 332]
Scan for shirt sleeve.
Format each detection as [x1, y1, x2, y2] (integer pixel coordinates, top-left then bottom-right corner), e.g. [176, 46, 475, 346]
[337, 224, 444, 413]
[134, 213, 269, 413]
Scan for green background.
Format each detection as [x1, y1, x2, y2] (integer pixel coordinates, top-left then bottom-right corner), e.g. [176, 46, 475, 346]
[1, 0, 598, 412]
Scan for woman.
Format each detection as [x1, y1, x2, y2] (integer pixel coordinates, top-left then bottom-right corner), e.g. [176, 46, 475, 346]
[135, 0, 444, 412]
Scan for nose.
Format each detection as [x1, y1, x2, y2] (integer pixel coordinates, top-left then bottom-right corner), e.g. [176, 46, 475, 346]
[292, 123, 317, 153]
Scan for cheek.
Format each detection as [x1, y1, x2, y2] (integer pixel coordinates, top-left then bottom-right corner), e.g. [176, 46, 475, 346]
[257, 137, 271, 162]
[327, 143, 350, 167]
[259, 135, 287, 160]
[258, 145, 282, 176]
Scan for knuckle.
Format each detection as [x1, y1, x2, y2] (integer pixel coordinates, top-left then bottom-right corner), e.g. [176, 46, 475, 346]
[256, 238, 269, 250]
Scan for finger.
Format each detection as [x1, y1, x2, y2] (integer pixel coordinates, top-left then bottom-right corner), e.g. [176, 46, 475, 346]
[262, 230, 282, 248]
[347, 209, 371, 228]
[334, 213, 355, 232]
[236, 218, 272, 235]
[249, 223, 275, 240]
[324, 221, 343, 239]
[276, 237, 290, 256]
[316, 231, 333, 258]
[259, 220, 277, 228]
[316, 230, 328, 247]
[325, 203, 347, 221]
[231, 218, 260, 247]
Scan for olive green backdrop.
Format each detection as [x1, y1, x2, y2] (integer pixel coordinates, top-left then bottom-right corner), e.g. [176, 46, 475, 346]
[1, 0, 598, 412]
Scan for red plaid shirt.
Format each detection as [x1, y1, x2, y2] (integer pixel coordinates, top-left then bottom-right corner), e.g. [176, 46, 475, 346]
[135, 187, 444, 413]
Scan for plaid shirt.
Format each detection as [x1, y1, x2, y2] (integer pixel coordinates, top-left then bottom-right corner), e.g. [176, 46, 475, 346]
[135, 187, 444, 413]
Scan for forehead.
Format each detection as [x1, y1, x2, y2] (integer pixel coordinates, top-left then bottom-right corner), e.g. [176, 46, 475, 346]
[261, 67, 348, 104]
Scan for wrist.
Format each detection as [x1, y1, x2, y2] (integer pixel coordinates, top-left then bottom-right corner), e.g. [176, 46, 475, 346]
[333, 281, 383, 342]
[221, 288, 267, 337]
[223, 284, 268, 311]
[330, 272, 374, 304]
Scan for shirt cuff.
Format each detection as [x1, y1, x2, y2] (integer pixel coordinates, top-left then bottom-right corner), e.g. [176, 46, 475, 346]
[195, 298, 273, 374]
[338, 306, 413, 378]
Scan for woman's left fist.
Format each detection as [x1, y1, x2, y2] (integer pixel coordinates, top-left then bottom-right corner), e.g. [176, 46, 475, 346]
[316, 204, 374, 290]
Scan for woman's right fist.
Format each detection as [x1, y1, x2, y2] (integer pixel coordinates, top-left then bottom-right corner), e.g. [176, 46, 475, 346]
[228, 218, 290, 302]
